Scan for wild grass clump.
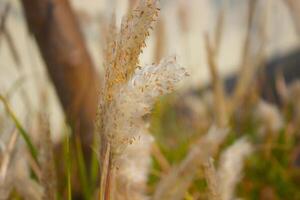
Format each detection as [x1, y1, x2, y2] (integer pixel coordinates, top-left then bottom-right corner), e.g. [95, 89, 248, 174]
[0, 0, 300, 199]
[97, 1, 188, 199]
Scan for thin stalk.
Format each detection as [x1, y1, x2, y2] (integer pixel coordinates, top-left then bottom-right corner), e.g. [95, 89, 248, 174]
[99, 143, 111, 200]
[205, 34, 227, 127]
[152, 142, 171, 172]
[90, 134, 100, 192]
[0, 95, 38, 163]
[230, 0, 258, 113]
[203, 158, 221, 200]
[75, 135, 91, 200]
[64, 134, 72, 200]
[0, 129, 18, 183]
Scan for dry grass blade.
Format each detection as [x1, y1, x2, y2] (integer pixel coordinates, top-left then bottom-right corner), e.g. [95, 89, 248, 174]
[0, 3, 21, 67]
[151, 142, 170, 172]
[203, 158, 221, 200]
[26, 150, 42, 181]
[99, 143, 111, 200]
[0, 131, 43, 200]
[153, 126, 228, 200]
[4, 27, 22, 67]
[284, 0, 300, 35]
[1, 3, 31, 113]
[230, 0, 268, 114]
[204, 34, 227, 127]
[214, 1, 227, 56]
[5, 75, 32, 115]
[204, 2, 227, 127]
[0, 129, 18, 183]
[39, 116, 57, 200]
[230, 0, 257, 112]
[5, 75, 28, 100]
[275, 70, 288, 104]
[241, 0, 257, 68]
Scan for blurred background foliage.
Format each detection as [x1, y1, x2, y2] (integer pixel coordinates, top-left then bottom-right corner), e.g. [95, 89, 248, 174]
[0, 0, 300, 199]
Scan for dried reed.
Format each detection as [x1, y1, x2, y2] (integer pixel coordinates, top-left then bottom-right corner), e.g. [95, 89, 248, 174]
[153, 126, 228, 200]
[98, 1, 187, 199]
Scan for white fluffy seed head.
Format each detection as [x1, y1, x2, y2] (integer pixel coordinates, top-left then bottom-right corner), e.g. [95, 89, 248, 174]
[218, 137, 253, 200]
[101, 56, 188, 200]
[254, 100, 283, 135]
[104, 56, 188, 159]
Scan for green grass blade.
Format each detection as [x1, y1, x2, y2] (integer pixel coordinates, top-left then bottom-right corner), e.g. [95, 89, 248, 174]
[64, 132, 72, 200]
[75, 135, 91, 200]
[0, 95, 38, 163]
[90, 134, 99, 191]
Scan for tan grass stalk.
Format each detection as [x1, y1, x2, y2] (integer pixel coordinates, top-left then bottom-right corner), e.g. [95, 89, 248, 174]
[98, 1, 187, 199]
[151, 142, 171, 172]
[0, 140, 43, 200]
[275, 71, 288, 104]
[14, 177, 43, 200]
[0, 129, 18, 183]
[10, 164, 43, 200]
[177, 0, 189, 33]
[205, 34, 227, 127]
[284, 81, 300, 125]
[103, 56, 187, 200]
[99, 143, 111, 200]
[0, 3, 22, 67]
[230, 0, 268, 114]
[26, 150, 42, 181]
[203, 158, 221, 200]
[230, 0, 257, 113]
[39, 116, 57, 200]
[99, 1, 160, 198]
[153, 126, 228, 200]
[204, 2, 228, 127]
[214, 1, 227, 57]
[154, 18, 165, 64]
[284, 0, 300, 35]
[99, 0, 157, 196]
[1, 4, 32, 112]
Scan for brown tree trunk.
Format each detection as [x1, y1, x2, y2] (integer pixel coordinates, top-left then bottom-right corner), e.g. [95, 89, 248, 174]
[20, 0, 100, 159]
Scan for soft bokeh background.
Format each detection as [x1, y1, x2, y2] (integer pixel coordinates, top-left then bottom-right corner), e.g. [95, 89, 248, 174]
[0, 0, 298, 140]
